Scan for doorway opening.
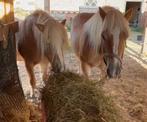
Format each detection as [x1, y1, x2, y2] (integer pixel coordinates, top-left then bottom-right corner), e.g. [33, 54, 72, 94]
[125, 1, 142, 27]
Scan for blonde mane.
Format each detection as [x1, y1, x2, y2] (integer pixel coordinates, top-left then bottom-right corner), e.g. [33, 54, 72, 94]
[32, 10, 54, 24]
[33, 10, 68, 68]
[81, 12, 104, 55]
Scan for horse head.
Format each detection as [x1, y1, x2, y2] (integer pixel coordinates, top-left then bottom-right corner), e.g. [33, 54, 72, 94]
[99, 7, 133, 78]
[35, 16, 67, 73]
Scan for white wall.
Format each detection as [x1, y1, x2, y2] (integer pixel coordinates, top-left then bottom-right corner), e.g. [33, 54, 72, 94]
[50, 0, 84, 11]
[14, 0, 44, 10]
[141, 1, 147, 13]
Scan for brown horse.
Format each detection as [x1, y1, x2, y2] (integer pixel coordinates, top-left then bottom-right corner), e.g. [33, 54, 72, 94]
[16, 10, 68, 95]
[71, 6, 133, 78]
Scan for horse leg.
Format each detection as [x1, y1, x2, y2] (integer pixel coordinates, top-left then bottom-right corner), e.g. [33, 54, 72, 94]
[40, 58, 49, 83]
[81, 61, 91, 78]
[99, 62, 107, 80]
[78, 59, 82, 74]
[79, 63, 82, 74]
[25, 61, 36, 96]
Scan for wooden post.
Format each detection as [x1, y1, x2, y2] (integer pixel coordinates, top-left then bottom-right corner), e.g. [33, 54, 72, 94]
[142, 2, 147, 55]
[0, 0, 30, 121]
[44, 0, 50, 13]
[143, 27, 147, 54]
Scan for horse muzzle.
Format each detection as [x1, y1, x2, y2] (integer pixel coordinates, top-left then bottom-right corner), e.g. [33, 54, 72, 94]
[103, 53, 122, 79]
[106, 61, 122, 78]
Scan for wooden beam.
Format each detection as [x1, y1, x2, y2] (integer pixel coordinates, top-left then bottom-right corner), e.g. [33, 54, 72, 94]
[0, 0, 14, 23]
[44, 0, 50, 13]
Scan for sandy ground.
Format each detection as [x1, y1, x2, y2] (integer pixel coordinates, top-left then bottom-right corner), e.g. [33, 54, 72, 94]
[17, 31, 147, 121]
[103, 52, 147, 122]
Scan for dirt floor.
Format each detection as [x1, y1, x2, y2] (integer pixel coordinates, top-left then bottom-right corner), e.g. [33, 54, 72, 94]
[17, 31, 147, 122]
[102, 52, 147, 122]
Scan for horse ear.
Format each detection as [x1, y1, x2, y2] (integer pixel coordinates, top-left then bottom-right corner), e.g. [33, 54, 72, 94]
[35, 23, 45, 32]
[124, 8, 133, 21]
[61, 19, 66, 26]
[99, 7, 106, 21]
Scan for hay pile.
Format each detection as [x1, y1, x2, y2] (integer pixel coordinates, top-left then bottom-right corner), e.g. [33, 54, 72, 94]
[41, 72, 122, 122]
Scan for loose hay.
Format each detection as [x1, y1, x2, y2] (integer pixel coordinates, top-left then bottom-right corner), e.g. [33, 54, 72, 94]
[41, 72, 122, 122]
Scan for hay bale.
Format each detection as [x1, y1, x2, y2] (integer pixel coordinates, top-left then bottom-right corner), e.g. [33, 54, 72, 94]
[41, 72, 122, 122]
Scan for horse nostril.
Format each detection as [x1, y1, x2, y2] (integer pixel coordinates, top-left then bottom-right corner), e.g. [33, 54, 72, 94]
[107, 67, 120, 78]
[107, 68, 113, 78]
[116, 67, 121, 76]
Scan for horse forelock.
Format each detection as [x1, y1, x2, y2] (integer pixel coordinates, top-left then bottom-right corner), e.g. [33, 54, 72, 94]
[103, 9, 129, 40]
[102, 9, 130, 54]
[21, 10, 67, 68]
[35, 10, 68, 67]
[32, 10, 54, 25]
[18, 10, 50, 60]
